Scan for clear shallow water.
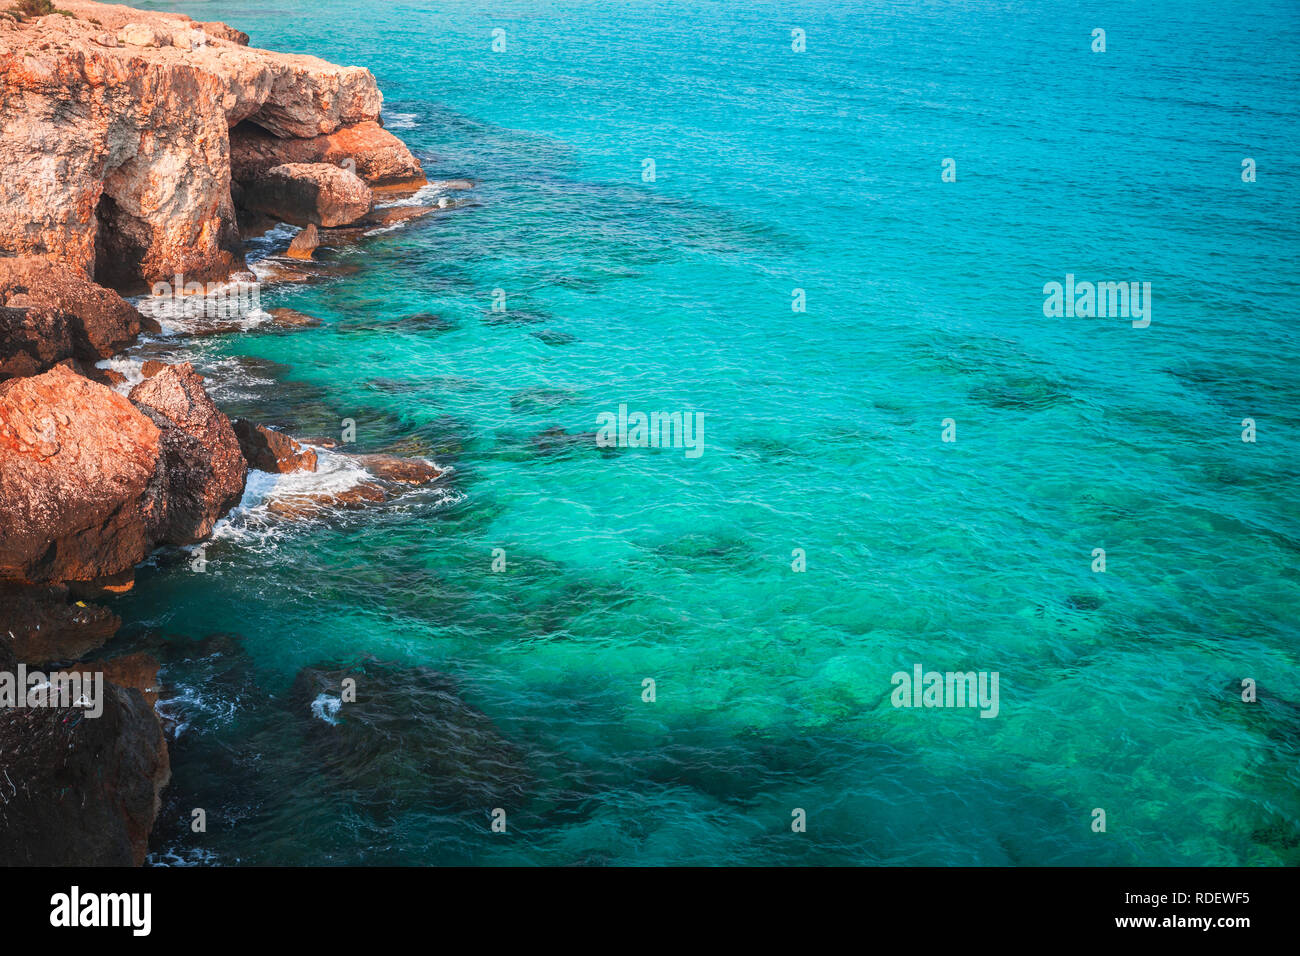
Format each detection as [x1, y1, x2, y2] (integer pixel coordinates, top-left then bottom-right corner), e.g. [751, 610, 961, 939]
[115, 0, 1300, 865]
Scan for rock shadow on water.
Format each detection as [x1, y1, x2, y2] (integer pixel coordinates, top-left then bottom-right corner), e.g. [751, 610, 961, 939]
[339, 312, 458, 335]
[531, 329, 577, 346]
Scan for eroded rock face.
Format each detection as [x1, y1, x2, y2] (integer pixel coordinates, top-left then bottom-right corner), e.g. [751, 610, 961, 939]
[0, 364, 163, 584]
[0, 257, 142, 380]
[241, 162, 372, 228]
[230, 119, 425, 186]
[129, 363, 247, 543]
[0, 0, 398, 287]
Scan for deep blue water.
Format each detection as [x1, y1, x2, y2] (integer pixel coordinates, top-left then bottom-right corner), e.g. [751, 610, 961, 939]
[115, 0, 1299, 865]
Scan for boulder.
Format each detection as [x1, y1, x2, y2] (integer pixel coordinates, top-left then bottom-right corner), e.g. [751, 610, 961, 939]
[286, 223, 319, 259]
[129, 363, 247, 543]
[241, 162, 372, 227]
[0, 257, 141, 379]
[0, 638, 170, 866]
[232, 418, 317, 473]
[0, 364, 163, 584]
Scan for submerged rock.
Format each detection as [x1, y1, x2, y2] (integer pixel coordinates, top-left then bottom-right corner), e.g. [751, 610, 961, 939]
[509, 387, 582, 413]
[530, 426, 607, 457]
[290, 660, 531, 815]
[253, 258, 362, 286]
[532, 329, 576, 346]
[266, 307, 322, 328]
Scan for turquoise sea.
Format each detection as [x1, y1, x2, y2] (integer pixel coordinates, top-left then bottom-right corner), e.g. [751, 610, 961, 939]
[115, 0, 1298, 865]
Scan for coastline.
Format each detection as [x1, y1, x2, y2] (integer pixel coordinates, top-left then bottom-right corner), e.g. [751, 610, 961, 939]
[0, 0, 445, 864]
[0, 0, 1293, 874]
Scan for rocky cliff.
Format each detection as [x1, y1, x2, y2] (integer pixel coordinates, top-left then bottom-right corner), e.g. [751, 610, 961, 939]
[0, 0, 428, 866]
[0, 0, 424, 289]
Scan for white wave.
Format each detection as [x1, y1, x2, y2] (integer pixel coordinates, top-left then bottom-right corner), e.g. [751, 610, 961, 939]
[149, 847, 221, 867]
[209, 448, 460, 553]
[363, 222, 410, 236]
[96, 355, 147, 394]
[242, 223, 300, 264]
[133, 277, 270, 336]
[186, 355, 278, 403]
[157, 682, 240, 740]
[208, 449, 376, 549]
[382, 111, 419, 129]
[311, 693, 343, 725]
[378, 180, 470, 209]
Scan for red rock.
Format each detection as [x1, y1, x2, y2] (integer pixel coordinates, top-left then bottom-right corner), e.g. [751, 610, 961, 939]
[0, 0, 393, 286]
[242, 162, 372, 227]
[254, 258, 360, 286]
[140, 359, 165, 378]
[286, 223, 319, 259]
[0, 364, 163, 584]
[129, 363, 247, 544]
[267, 306, 321, 328]
[351, 453, 442, 485]
[99, 652, 162, 706]
[230, 119, 425, 186]
[52, 356, 123, 389]
[0, 257, 141, 378]
[201, 21, 248, 46]
[265, 480, 386, 519]
[232, 418, 317, 473]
